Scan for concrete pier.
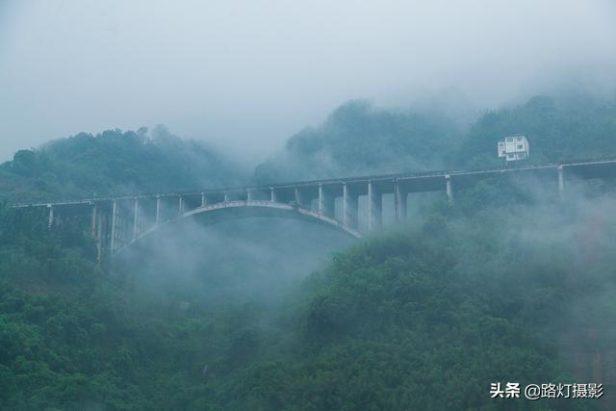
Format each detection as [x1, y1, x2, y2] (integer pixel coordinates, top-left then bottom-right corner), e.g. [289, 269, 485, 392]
[47, 205, 54, 229]
[445, 175, 453, 205]
[110, 200, 118, 252]
[368, 181, 382, 230]
[91, 204, 97, 237]
[318, 184, 335, 218]
[394, 181, 407, 221]
[294, 187, 305, 207]
[246, 189, 256, 201]
[155, 196, 162, 225]
[342, 183, 358, 229]
[178, 196, 185, 215]
[270, 187, 278, 202]
[132, 198, 140, 240]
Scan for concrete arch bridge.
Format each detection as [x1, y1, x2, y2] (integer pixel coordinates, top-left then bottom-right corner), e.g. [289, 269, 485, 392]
[11, 158, 616, 262]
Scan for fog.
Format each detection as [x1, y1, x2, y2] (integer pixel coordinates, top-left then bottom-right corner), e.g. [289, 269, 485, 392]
[110, 167, 616, 402]
[0, 0, 615, 163]
[115, 216, 354, 310]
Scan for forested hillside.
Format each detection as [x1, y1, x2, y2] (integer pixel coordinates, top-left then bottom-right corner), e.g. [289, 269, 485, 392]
[2, 189, 613, 409]
[254, 100, 458, 182]
[0, 126, 245, 204]
[456, 94, 616, 168]
[1, 92, 615, 409]
[218, 200, 616, 410]
[255, 93, 616, 183]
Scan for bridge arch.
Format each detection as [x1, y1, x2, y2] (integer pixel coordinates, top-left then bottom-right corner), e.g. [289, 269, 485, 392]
[118, 200, 361, 254]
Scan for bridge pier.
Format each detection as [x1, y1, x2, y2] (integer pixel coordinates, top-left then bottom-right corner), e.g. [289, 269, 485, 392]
[96, 209, 103, 264]
[93, 202, 112, 264]
[246, 189, 256, 201]
[294, 187, 306, 207]
[201, 192, 207, 206]
[132, 198, 140, 240]
[342, 183, 358, 229]
[270, 187, 278, 202]
[90, 204, 97, 237]
[368, 181, 382, 230]
[558, 165, 565, 199]
[318, 184, 335, 218]
[155, 196, 162, 224]
[110, 200, 118, 253]
[178, 196, 185, 215]
[47, 205, 54, 229]
[394, 181, 407, 221]
[445, 175, 454, 205]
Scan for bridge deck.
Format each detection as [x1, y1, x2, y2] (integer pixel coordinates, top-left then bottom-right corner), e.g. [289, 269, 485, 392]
[10, 158, 616, 208]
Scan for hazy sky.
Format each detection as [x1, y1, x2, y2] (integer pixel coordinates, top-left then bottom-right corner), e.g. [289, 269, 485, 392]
[1, 0, 615, 163]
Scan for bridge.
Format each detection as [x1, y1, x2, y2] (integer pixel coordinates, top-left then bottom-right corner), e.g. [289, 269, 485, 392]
[11, 158, 616, 262]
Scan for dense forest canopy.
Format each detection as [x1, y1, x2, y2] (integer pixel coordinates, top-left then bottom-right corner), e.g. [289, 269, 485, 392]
[457, 94, 616, 168]
[0, 126, 245, 204]
[254, 100, 459, 182]
[1, 91, 615, 409]
[255, 93, 616, 183]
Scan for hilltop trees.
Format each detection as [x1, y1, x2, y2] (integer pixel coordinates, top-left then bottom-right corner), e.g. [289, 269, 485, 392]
[456, 94, 616, 169]
[0, 126, 245, 204]
[254, 100, 458, 183]
[255, 93, 616, 183]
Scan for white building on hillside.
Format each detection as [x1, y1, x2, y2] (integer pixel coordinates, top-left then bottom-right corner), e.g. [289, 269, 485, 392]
[497, 135, 529, 162]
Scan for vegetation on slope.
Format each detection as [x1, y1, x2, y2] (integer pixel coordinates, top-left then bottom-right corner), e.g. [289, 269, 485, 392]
[214, 196, 614, 410]
[1, 186, 614, 409]
[0, 126, 245, 204]
[457, 93, 616, 168]
[254, 100, 459, 183]
[1, 91, 615, 409]
[255, 93, 616, 183]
